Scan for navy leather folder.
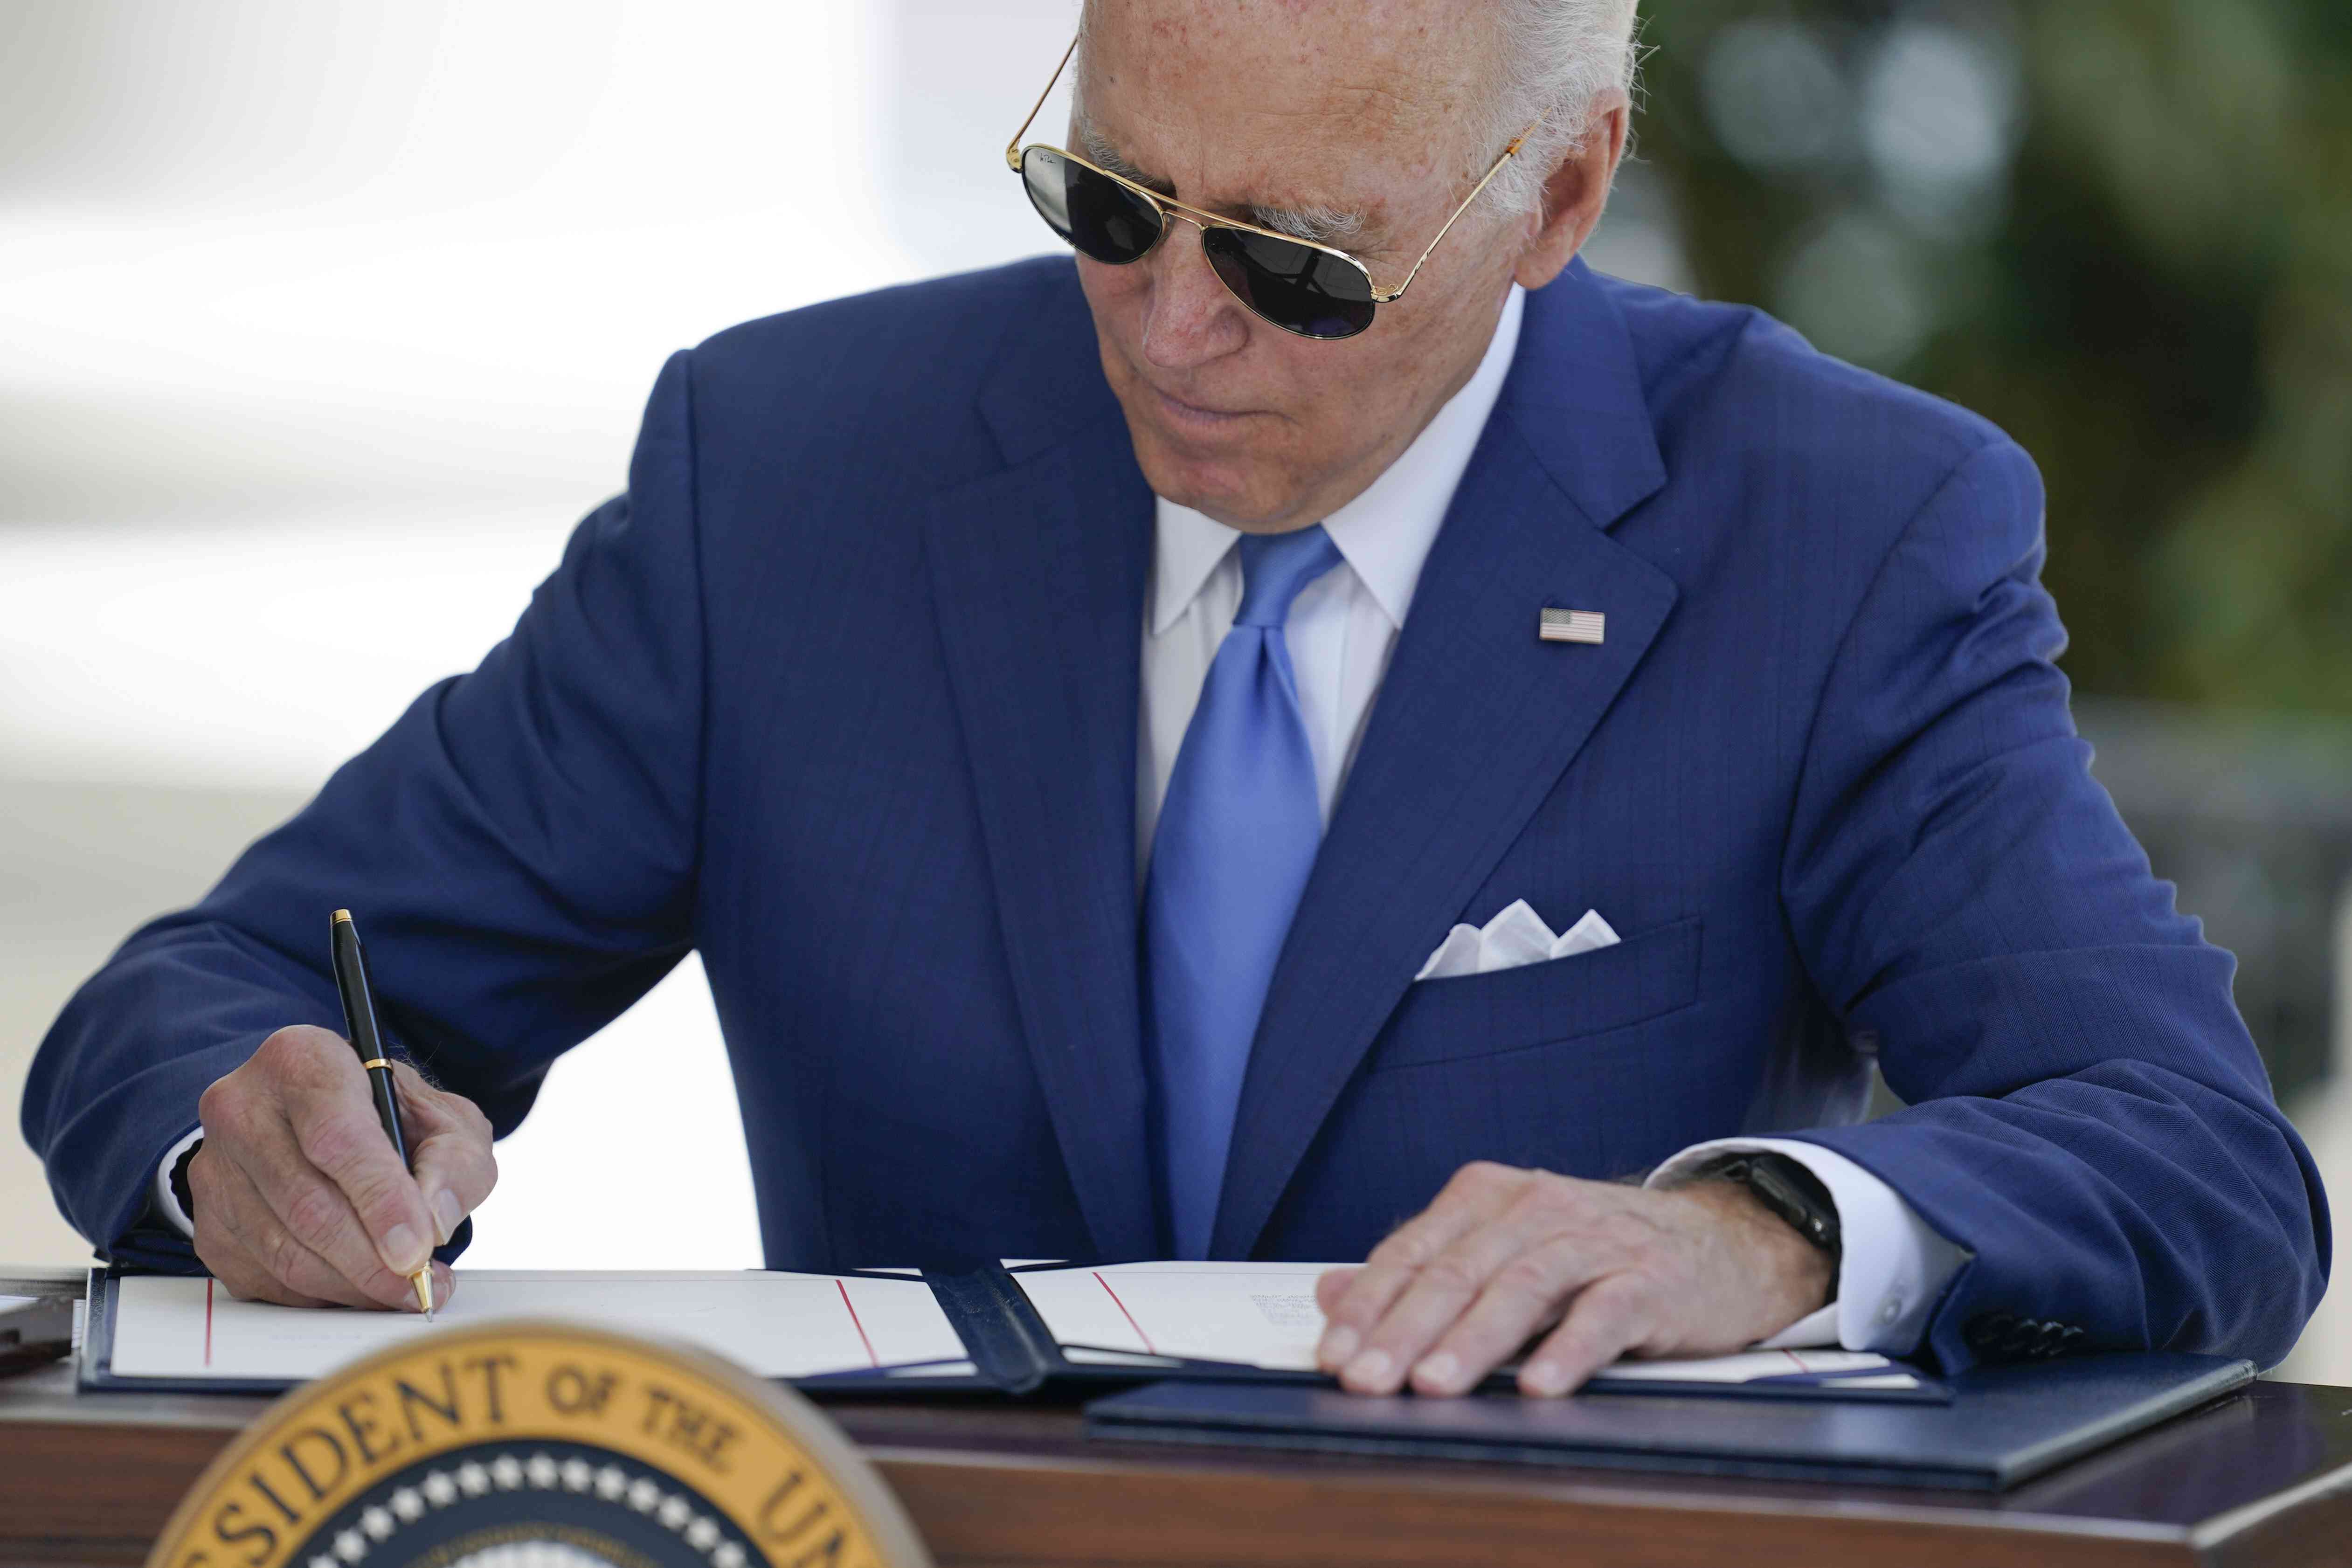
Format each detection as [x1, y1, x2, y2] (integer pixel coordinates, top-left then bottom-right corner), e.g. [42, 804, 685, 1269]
[1084, 1353, 2257, 1491]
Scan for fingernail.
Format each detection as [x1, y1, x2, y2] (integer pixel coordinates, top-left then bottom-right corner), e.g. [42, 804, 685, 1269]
[382, 1223, 428, 1274]
[1344, 1349, 1394, 1389]
[1414, 1351, 1460, 1391]
[1524, 1360, 1570, 1397]
[432, 1190, 463, 1245]
[1319, 1326, 1359, 1368]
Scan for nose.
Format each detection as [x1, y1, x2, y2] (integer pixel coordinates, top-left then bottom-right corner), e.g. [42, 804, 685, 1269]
[1138, 213, 1251, 370]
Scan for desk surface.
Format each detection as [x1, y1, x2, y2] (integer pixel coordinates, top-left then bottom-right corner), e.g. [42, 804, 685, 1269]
[6, 1272, 2351, 1568]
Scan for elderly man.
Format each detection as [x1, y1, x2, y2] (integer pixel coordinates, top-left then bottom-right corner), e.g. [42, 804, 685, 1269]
[26, 0, 2326, 1398]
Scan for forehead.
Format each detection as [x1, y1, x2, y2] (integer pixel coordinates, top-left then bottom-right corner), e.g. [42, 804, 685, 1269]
[1077, 0, 1494, 173]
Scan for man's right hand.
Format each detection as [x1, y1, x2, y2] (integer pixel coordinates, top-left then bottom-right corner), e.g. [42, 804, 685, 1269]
[190, 1025, 497, 1309]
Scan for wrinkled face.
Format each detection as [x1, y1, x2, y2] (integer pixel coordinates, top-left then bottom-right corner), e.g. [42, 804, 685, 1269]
[1072, 0, 1530, 532]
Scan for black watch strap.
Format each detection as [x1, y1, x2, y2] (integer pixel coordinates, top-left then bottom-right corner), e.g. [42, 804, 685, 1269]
[1707, 1152, 1842, 1271]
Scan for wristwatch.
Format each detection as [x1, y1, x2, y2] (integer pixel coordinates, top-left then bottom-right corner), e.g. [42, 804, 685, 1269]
[1702, 1153, 1842, 1275]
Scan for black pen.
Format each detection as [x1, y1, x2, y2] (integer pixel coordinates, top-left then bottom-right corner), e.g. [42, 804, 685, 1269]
[329, 909, 435, 1318]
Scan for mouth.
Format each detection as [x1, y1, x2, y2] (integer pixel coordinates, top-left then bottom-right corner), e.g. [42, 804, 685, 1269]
[1148, 383, 1259, 432]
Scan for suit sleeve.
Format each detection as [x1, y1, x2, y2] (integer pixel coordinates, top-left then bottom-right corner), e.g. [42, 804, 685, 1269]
[21, 350, 710, 1267]
[1777, 437, 2330, 1372]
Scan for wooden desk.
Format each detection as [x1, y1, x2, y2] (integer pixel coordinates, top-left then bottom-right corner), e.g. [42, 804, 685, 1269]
[7, 1274, 2351, 1568]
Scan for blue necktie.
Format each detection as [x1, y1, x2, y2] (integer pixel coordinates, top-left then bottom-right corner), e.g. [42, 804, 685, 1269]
[1144, 524, 1343, 1258]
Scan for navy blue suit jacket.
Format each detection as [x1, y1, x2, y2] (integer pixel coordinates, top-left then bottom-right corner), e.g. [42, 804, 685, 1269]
[26, 258, 2328, 1371]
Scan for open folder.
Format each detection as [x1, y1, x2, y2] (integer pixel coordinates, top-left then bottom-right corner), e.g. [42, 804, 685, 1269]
[80, 1261, 1947, 1401]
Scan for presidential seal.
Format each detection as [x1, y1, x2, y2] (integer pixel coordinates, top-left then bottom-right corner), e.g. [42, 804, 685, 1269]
[146, 1320, 931, 1568]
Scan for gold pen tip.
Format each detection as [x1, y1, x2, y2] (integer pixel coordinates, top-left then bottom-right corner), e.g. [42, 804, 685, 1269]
[414, 1270, 435, 1319]
[333, 909, 353, 924]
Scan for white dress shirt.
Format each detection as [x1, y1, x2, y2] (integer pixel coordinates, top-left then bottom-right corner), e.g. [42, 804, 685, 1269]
[1137, 284, 1969, 1354]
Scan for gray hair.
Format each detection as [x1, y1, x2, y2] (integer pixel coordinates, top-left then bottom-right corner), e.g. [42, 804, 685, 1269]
[1480, 0, 1644, 220]
[1073, 1, 1640, 236]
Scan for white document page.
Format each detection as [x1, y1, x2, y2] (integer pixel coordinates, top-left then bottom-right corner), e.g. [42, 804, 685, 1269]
[106, 1271, 967, 1383]
[1014, 1262, 1912, 1385]
[1016, 1262, 1337, 1371]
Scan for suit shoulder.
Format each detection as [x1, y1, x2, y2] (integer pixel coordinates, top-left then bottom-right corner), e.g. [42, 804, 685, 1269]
[693, 256, 1069, 371]
[676, 255, 1077, 445]
[1597, 272, 2025, 513]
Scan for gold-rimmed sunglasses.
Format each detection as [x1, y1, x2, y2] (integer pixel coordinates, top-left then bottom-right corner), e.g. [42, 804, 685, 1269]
[1005, 35, 1539, 340]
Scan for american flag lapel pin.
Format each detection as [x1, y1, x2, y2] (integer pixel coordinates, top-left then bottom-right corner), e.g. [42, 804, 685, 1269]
[1538, 608, 1606, 646]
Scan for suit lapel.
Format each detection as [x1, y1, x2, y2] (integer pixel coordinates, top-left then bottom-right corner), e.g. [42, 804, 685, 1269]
[1211, 265, 1679, 1257]
[922, 405, 1160, 1262]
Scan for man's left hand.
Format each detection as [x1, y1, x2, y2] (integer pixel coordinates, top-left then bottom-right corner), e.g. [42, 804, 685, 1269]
[1314, 1161, 1834, 1397]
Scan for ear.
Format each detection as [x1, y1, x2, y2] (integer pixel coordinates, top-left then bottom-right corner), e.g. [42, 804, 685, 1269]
[1511, 96, 1631, 292]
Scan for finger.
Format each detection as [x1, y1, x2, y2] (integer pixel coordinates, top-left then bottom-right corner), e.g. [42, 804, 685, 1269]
[410, 1124, 496, 1248]
[222, 1130, 422, 1309]
[279, 1050, 437, 1278]
[192, 1149, 334, 1307]
[391, 1065, 497, 1244]
[191, 1148, 381, 1309]
[1520, 1275, 1651, 1397]
[1362, 1190, 1598, 1395]
[1317, 1162, 1529, 1373]
[1412, 1236, 1612, 1395]
[1311, 1269, 1360, 1367]
[1314, 1267, 1361, 1318]
[204, 1250, 335, 1309]
[203, 1038, 424, 1306]
[218, 1077, 427, 1309]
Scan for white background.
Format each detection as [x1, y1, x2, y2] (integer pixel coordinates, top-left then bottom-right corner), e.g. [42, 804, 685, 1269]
[1, 0, 1096, 1272]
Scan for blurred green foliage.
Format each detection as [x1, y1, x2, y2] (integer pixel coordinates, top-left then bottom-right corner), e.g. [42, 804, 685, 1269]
[1633, 0, 2352, 712]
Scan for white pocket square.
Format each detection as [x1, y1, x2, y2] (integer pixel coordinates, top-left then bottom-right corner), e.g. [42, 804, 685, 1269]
[1414, 899, 1620, 981]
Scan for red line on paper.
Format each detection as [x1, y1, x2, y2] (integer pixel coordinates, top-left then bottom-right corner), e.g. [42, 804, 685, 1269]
[836, 1280, 879, 1368]
[204, 1278, 215, 1368]
[1782, 1350, 1811, 1374]
[1093, 1272, 1155, 1355]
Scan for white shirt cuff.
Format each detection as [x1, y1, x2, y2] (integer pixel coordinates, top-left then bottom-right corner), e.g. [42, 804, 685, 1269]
[152, 1124, 205, 1239]
[1647, 1136, 1973, 1354]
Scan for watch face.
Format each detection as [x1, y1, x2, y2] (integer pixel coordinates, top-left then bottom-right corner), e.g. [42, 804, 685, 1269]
[146, 1322, 932, 1568]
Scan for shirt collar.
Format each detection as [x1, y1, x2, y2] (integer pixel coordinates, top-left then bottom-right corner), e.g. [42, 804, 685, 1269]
[1148, 283, 1526, 637]
[1149, 505, 1243, 638]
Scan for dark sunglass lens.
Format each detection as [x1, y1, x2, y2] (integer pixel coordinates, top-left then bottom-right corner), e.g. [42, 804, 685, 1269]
[1021, 147, 1162, 264]
[1201, 228, 1377, 339]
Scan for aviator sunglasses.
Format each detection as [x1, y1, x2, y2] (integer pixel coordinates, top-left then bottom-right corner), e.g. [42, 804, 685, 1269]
[1006, 35, 1542, 340]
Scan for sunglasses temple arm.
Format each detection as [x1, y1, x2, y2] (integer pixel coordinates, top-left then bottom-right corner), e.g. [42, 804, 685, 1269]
[1007, 32, 1083, 172]
[1373, 126, 1536, 304]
